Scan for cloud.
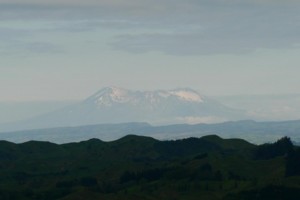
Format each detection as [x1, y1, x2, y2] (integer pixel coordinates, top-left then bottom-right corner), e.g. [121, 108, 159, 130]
[0, 41, 63, 55]
[1, 0, 298, 21]
[51, 20, 146, 33]
[0, 28, 31, 40]
[0, 27, 63, 55]
[22, 42, 63, 54]
[111, 8, 300, 55]
[1, 0, 300, 55]
[0, 1, 170, 20]
[111, 33, 255, 55]
[176, 116, 226, 124]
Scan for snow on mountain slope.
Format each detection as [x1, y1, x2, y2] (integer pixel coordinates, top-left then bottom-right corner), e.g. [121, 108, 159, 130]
[169, 89, 203, 102]
[89, 87, 132, 106]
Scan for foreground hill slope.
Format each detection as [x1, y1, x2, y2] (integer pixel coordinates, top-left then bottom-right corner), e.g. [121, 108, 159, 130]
[0, 135, 300, 200]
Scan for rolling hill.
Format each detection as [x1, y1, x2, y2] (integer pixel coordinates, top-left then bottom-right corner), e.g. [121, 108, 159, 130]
[0, 135, 299, 200]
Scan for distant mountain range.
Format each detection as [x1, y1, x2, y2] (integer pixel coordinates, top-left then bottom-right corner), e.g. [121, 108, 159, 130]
[0, 87, 246, 132]
[1, 120, 300, 144]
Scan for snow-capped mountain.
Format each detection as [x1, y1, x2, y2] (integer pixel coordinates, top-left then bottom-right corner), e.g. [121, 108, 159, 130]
[0, 87, 246, 132]
[85, 86, 203, 107]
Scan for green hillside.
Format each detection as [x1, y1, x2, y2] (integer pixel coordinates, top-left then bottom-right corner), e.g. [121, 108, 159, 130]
[0, 135, 299, 200]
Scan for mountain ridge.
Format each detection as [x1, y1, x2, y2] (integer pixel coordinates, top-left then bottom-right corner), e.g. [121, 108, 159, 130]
[1, 120, 300, 144]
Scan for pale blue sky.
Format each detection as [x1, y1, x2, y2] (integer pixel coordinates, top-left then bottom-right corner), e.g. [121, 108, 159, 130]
[1, 0, 300, 101]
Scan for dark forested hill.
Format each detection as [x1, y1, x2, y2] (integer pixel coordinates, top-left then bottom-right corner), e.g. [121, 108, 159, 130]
[0, 135, 299, 200]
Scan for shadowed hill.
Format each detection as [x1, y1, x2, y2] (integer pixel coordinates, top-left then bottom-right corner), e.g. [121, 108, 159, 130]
[0, 135, 299, 200]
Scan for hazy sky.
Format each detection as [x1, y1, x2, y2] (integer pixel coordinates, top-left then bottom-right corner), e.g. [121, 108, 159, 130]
[1, 0, 300, 101]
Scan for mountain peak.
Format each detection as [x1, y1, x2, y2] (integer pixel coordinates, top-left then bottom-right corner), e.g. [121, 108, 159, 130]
[86, 86, 131, 106]
[100, 86, 128, 94]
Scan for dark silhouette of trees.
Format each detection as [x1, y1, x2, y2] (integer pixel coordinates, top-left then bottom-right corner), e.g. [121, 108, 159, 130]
[120, 168, 166, 183]
[255, 137, 293, 159]
[286, 148, 300, 177]
[80, 177, 98, 187]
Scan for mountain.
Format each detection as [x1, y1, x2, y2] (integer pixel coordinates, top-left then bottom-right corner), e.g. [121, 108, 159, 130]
[0, 135, 299, 200]
[0, 87, 245, 132]
[81, 86, 244, 123]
